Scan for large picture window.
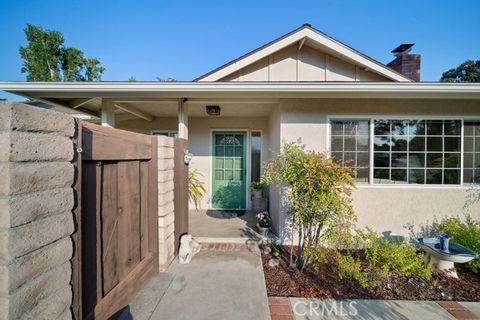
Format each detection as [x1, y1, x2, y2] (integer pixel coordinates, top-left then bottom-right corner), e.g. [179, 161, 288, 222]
[330, 120, 370, 183]
[373, 120, 461, 185]
[330, 118, 463, 186]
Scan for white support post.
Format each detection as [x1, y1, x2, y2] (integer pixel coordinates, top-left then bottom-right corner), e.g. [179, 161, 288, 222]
[178, 98, 188, 139]
[101, 100, 115, 127]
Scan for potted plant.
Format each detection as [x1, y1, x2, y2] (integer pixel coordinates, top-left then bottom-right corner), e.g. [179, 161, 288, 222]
[256, 211, 271, 236]
[251, 181, 265, 198]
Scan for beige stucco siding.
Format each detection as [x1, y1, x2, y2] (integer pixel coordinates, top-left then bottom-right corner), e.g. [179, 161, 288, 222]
[277, 98, 480, 238]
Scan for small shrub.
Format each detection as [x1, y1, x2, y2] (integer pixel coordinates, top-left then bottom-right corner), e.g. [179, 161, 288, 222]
[434, 214, 480, 273]
[189, 169, 207, 210]
[306, 228, 432, 288]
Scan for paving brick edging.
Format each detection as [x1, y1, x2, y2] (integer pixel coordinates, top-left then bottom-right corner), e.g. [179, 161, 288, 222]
[437, 301, 479, 320]
[268, 297, 293, 320]
[200, 242, 261, 253]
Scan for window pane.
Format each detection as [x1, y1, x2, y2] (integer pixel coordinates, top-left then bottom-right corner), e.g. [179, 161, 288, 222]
[344, 136, 356, 151]
[344, 122, 356, 135]
[251, 132, 262, 183]
[409, 136, 425, 152]
[464, 121, 475, 136]
[331, 136, 344, 151]
[409, 120, 426, 136]
[224, 170, 233, 180]
[357, 136, 369, 151]
[234, 147, 243, 157]
[426, 153, 443, 168]
[426, 120, 443, 135]
[357, 152, 369, 167]
[374, 169, 390, 183]
[464, 153, 474, 168]
[357, 122, 369, 135]
[392, 136, 408, 151]
[374, 153, 390, 167]
[391, 153, 408, 168]
[427, 137, 442, 152]
[444, 153, 460, 168]
[464, 169, 474, 184]
[344, 152, 356, 166]
[426, 169, 442, 184]
[444, 170, 460, 184]
[215, 146, 224, 156]
[464, 137, 474, 152]
[409, 153, 425, 168]
[475, 153, 480, 168]
[225, 146, 234, 156]
[215, 170, 224, 180]
[409, 169, 425, 184]
[355, 168, 369, 183]
[374, 120, 390, 135]
[444, 120, 461, 136]
[215, 158, 224, 169]
[216, 135, 225, 146]
[391, 120, 409, 136]
[391, 169, 407, 184]
[331, 121, 344, 135]
[374, 136, 390, 151]
[444, 137, 461, 152]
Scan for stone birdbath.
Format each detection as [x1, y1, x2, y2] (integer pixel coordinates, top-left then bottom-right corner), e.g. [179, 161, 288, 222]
[417, 234, 478, 278]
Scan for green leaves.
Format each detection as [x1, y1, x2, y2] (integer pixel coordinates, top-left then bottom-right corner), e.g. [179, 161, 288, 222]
[189, 169, 207, 211]
[262, 143, 356, 269]
[440, 60, 480, 83]
[19, 24, 105, 81]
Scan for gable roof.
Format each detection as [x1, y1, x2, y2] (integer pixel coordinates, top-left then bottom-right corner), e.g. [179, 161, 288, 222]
[194, 24, 412, 82]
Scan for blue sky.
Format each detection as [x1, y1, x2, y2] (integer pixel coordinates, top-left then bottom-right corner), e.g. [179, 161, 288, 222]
[1, 0, 479, 99]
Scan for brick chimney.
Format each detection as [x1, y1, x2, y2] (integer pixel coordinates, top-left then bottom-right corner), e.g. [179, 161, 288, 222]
[387, 44, 421, 81]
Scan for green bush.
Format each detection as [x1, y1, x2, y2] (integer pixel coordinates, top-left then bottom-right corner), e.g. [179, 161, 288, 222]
[434, 214, 480, 273]
[306, 228, 432, 288]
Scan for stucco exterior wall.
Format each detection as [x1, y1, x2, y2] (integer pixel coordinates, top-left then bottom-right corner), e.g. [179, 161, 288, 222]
[278, 98, 480, 238]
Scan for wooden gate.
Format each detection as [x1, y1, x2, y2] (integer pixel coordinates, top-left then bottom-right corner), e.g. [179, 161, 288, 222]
[71, 121, 158, 320]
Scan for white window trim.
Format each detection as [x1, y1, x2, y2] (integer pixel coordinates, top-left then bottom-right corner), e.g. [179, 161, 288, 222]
[326, 115, 480, 189]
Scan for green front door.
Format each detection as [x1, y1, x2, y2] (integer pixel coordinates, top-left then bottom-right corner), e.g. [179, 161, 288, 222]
[212, 131, 247, 209]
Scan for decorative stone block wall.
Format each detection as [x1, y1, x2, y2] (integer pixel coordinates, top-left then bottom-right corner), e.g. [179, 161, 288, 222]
[156, 135, 175, 271]
[0, 101, 75, 320]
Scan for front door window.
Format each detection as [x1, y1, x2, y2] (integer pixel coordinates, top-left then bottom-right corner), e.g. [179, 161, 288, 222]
[212, 132, 246, 209]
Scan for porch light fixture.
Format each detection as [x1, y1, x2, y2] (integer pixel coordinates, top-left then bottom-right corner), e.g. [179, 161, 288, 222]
[206, 105, 221, 116]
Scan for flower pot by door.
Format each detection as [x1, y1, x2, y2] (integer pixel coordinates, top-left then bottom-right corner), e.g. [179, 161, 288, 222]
[257, 223, 270, 236]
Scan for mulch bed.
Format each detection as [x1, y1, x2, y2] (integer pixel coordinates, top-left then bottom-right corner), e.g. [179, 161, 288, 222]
[261, 246, 480, 301]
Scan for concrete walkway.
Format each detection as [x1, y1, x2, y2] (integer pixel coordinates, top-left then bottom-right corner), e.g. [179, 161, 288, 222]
[269, 297, 480, 320]
[124, 248, 270, 320]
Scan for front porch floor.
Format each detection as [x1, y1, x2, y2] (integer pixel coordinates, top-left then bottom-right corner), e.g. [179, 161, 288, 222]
[189, 209, 262, 239]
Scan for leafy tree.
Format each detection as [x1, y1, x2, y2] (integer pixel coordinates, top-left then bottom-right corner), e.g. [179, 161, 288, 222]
[440, 60, 480, 82]
[19, 24, 105, 81]
[128, 76, 137, 81]
[262, 143, 356, 270]
[156, 77, 176, 82]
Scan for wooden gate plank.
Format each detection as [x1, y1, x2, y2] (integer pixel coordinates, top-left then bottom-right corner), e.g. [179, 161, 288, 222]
[148, 137, 159, 262]
[82, 123, 152, 161]
[116, 161, 141, 280]
[101, 162, 119, 295]
[140, 161, 149, 260]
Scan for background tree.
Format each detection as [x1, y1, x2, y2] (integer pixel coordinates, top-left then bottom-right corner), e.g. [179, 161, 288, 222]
[440, 60, 480, 82]
[19, 24, 105, 81]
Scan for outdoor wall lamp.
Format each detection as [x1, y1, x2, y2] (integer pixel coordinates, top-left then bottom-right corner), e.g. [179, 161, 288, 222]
[206, 105, 221, 116]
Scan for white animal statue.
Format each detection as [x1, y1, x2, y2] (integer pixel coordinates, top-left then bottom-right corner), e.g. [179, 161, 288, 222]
[178, 234, 201, 264]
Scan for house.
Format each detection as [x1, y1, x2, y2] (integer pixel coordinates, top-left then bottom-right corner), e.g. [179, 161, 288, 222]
[2, 24, 480, 240]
